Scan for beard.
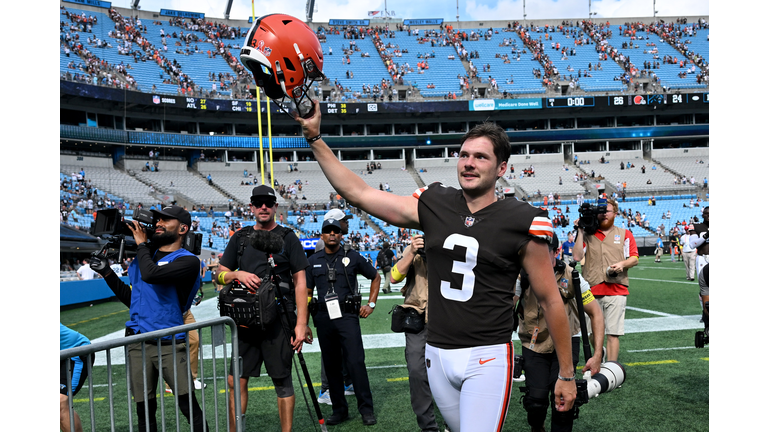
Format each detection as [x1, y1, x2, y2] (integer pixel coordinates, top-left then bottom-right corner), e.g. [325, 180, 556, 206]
[151, 228, 179, 247]
[599, 217, 614, 231]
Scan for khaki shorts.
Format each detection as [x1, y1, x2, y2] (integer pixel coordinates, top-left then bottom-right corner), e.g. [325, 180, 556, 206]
[596, 295, 626, 336]
[128, 341, 192, 402]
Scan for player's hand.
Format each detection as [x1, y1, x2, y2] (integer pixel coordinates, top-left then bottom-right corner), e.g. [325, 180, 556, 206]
[294, 99, 321, 139]
[291, 324, 307, 352]
[359, 304, 374, 318]
[236, 271, 261, 291]
[554, 379, 577, 412]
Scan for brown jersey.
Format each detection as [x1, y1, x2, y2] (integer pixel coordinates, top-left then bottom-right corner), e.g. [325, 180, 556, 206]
[415, 183, 553, 349]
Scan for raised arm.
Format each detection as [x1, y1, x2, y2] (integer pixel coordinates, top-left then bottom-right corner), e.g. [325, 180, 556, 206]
[294, 101, 421, 229]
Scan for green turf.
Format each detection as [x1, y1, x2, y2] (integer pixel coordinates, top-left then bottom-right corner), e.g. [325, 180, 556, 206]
[62, 256, 709, 431]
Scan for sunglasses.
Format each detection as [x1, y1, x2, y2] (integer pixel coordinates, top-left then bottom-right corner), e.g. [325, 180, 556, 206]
[323, 227, 341, 234]
[251, 200, 276, 208]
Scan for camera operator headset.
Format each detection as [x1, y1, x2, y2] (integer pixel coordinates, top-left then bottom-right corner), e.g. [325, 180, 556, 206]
[89, 205, 208, 432]
[515, 232, 605, 432]
[305, 218, 381, 426]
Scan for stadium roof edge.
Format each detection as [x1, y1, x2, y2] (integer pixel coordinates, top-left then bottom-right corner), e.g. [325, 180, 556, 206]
[61, 2, 709, 31]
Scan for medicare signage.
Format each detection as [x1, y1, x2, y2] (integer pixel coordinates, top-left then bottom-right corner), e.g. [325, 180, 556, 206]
[403, 19, 444, 26]
[469, 98, 542, 111]
[62, 0, 111, 8]
[329, 19, 370, 26]
[160, 9, 205, 19]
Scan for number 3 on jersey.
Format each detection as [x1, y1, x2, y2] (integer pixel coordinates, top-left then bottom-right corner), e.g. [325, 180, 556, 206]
[440, 234, 479, 302]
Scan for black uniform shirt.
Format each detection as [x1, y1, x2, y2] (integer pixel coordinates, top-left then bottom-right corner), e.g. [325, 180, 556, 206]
[306, 247, 378, 303]
[415, 182, 553, 349]
[220, 225, 309, 287]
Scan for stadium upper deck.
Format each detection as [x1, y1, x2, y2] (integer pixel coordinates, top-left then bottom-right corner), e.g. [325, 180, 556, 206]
[60, 2, 708, 101]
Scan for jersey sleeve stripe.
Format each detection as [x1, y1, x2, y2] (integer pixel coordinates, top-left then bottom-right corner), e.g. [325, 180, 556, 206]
[412, 186, 428, 199]
[529, 217, 554, 240]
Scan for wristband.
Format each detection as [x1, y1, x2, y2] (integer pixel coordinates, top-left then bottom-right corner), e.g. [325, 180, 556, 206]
[217, 271, 228, 285]
[558, 374, 576, 382]
[390, 263, 405, 283]
[306, 135, 322, 143]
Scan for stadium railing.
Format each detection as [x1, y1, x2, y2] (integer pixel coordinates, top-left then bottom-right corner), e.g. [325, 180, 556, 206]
[60, 317, 243, 432]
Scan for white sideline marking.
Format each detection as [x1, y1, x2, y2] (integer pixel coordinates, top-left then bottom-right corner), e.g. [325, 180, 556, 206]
[627, 346, 703, 353]
[630, 277, 697, 285]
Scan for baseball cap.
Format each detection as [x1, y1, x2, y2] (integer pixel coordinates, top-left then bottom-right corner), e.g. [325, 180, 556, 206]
[324, 208, 353, 221]
[151, 205, 192, 227]
[687, 225, 695, 231]
[251, 185, 277, 201]
[322, 219, 342, 233]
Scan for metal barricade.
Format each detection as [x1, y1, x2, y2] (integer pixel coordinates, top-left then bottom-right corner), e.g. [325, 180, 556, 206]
[59, 317, 243, 432]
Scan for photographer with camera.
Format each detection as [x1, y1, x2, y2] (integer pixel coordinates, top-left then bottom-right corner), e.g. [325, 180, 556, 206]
[689, 206, 709, 283]
[216, 185, 310, 432]
[389, 233, 443, 432]
[516, 233, 605, 432]
[572, 198, 638, 362]
[306, 218, 381, 426]
[89, 205, 208, 432]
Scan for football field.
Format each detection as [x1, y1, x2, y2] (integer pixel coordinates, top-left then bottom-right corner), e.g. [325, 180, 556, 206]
[60, 255, 709, 431]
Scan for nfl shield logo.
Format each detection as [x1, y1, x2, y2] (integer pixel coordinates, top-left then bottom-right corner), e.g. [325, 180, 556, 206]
[560, 278, 569, 289]
[264, 47, 272, 57]
[465, 217, 475, 227]
[152, 95, 161, 104]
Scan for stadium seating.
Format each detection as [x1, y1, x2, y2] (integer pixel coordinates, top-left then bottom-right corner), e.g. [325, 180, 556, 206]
[61, 5, 708, 99]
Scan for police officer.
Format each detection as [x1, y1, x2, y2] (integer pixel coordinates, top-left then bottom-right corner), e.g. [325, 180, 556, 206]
[216, 185, 310, 432]
[516, 233, 605, 432]
[306, 219, 381, 426]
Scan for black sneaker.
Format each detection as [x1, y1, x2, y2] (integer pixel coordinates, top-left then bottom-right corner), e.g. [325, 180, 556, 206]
[326, 411, 349, 426]
[362, 412, 377, 426]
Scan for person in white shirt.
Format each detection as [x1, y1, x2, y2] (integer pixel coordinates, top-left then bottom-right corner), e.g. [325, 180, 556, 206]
[77, 259, 97, 280]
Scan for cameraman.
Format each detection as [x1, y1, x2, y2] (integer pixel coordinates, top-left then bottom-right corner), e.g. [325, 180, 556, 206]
[306, 219, 381, 426]
[573, 198, 638, 362]
[89, 205, 208, 432]
[689, 206, 709, 283]
[216, 185, 309, 432]
[389, 234, 442, 432]
[516, 233, 604, 432]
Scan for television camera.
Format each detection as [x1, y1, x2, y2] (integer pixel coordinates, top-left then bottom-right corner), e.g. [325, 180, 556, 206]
[90, 208, 202, 263]
[575, 198, 609, 235]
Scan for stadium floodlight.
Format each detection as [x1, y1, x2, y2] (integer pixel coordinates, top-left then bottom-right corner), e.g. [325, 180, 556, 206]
[130, 0, 140, 10]
[224, 0, 233, 20]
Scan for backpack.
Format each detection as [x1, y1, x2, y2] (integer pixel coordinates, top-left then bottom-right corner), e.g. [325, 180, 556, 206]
[377, 250, 392, 272]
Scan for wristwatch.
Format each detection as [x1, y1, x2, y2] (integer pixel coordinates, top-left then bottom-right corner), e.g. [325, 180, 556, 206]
[367, 302, 376, 308]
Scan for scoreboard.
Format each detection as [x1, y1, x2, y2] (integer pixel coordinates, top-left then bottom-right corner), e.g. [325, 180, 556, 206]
[61, 81, 708, 115]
